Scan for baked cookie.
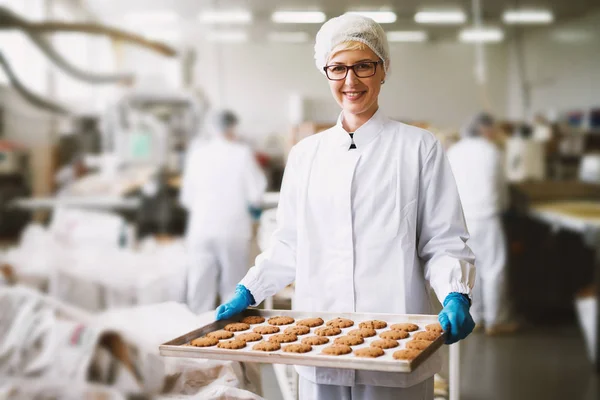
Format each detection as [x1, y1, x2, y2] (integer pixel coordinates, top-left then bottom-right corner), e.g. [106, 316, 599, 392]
[268, 333, 298, 343]
[326, 318, 354, 329]
[190, 337, 218, 347]
[268, 316, 295, 326]
[296, 317, 324, 328]
[284, 326, 311, 336]
[379, 330, 410, 340]
[334, 335, 364, 346]
[217, 339, 246, 349]
[354, 347, 384, 358]
[321, 344, 352, 356]
[359, 320, 388, 330]
[252, 340, 281, 352]
[207, 330, 234, 340]
[236, 332, 263, 342]
[390, 323, 419, 332]
[406, 340, 431, 351]
[393, 349, 422, 360]
[370, 339, 399, 349]
[315, 327, 342, 336]
[253, 325, 280, 335]
[425, 323, 444, 334]
[302, 336, 330, 346]
[283, 343, 312, 353]
[348, 328, 377, 338]
[224, 322, 250, 332]
[413, 331, 440, 341]
[241, 316, 266, 325]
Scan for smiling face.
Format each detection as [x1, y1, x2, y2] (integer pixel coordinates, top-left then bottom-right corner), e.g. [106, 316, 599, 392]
[326, 43, 386, 121]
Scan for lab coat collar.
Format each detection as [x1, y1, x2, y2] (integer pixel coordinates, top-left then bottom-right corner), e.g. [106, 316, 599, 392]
[334, 108, 387, 149]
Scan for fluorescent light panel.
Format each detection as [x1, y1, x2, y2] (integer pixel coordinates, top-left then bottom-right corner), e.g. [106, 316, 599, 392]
[268, 32, 310, 43]
[206, 31, 248, 43]
[503, 10, 554, 24]
[346, 11, 397, 23]
[272, 11, 325, 24]
[199, 10, 252, 24]
[124, 11, 179, 24]
[387, 31, 428, 42]
[415, 10, 466, 24]
[459, 28, 504, 43]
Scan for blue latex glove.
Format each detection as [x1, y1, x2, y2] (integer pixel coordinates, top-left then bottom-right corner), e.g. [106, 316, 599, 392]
[438, 292, 475, 344]
[248, 205, 263, 221]
[215, 284, 255, 321]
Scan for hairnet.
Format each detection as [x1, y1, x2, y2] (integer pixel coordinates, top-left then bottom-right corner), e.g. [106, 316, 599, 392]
[314, 14, 390, 76]
[461, 112, 495, 138]
[212, 110, 238, 133]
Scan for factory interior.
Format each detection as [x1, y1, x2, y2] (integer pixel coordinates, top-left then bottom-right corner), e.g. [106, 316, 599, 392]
[1, 0, 599, 399]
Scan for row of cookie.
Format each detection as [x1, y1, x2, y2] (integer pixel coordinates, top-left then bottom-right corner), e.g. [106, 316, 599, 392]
[236, 316, 432, 332]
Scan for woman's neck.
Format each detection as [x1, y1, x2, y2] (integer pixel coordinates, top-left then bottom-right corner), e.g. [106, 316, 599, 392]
[342, 105, 378, 133]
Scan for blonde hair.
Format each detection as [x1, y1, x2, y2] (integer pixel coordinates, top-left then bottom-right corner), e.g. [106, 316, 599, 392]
[329, 41, 370, 62]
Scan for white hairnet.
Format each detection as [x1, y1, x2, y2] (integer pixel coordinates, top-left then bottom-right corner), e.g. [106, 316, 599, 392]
[212, 110, 238, 133]
[314, 14, 390, 75]
[461, 112, 495, 138]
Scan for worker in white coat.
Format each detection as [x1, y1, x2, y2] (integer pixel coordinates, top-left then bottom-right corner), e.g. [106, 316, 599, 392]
[216, 15, 476, 400]
[180, 110, 267, 314]
[447, 113, 512, 334]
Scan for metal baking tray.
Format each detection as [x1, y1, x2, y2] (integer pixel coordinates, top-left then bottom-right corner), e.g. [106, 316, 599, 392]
[159, 309, 446, 373]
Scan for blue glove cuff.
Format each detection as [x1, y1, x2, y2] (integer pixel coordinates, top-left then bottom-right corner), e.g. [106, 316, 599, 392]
[236, 284, 255, 306]
[443, 292, 471, 308]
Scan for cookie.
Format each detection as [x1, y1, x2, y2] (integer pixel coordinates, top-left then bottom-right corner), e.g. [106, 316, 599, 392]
[354, 347, 385, 358]
[379, 330, 410, 340]
[315, 327, 342, 336]
[283, 343, 312, 353]
[236, 332, 263, 342]
[413, 331, 440, 341]
[393, 349, 422, 360]
[406, 340, 431, 351]
[296, 317, 324, 328]
[359, 320, 388, 330]
[302, 336, 330, 346]
[190, 337, 218, 347]
[217, 339, 246, 349]
[334, 335, 364, 346]
[284, 325, 311, 336]
[268, 333, 298, 343]
[253, 325, 280, 335]
[207, 330, 234, 340]
[390, 323, 419, 332]
[326, 318, 354, 329]
[321, 344, 352, 356]
[348, 328, 377, 338]
[241, 316, 266, 325]
[425, 323, 444, 334]
[224, 322, 250, 332]
[268, 316, 295, 326]
[252, 340, 281, 352]
[370, 339, 399, 349]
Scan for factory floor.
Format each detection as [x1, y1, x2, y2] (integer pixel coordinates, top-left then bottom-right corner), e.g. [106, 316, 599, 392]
[260, 325, 599, 400]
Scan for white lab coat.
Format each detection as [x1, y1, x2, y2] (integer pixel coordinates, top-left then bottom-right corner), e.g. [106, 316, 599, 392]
[181, 136, 266, 313]
[241, 110, 475, 392]
[447, 137, 508, 326]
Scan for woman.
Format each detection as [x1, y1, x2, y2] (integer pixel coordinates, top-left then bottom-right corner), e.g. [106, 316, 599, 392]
[216, 14, 475, 400]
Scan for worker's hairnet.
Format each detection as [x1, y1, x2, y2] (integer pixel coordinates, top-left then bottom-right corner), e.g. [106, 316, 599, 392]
[212, 110, 238, 133]
[461, 112, 495, 137]
[314, 14, 390, 75]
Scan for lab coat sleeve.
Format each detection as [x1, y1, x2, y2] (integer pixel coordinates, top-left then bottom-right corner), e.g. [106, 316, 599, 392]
[417, 140, 476, 304]
[179, 146, 197, 210]
[240, 147, 299, 305]
[244, 150, 267, 207]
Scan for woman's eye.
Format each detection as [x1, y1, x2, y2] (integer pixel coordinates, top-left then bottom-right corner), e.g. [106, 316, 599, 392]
[330, 66, 346, 73]
[355, 63, 372, 71]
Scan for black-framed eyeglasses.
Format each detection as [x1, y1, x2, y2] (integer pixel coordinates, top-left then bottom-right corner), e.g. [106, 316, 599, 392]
[323, 61, 382, 81]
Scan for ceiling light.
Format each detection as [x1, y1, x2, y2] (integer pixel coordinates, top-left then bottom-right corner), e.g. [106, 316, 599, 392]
[199, 10, 252, 24]
[124, 11, 179, 25]
[415, 11, 466, 24]
[267, 32, 310, 43]
[271, 11, 326, 24]
[387, 31, 428, 42]
[459, 28, 504, 43]
[503, 10, 554, 24]
[206, 31, 248, 43]
[346, 11, 397, 24]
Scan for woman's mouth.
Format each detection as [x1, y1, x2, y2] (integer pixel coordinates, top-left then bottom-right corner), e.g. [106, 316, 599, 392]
[343, 91, 366, 101]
